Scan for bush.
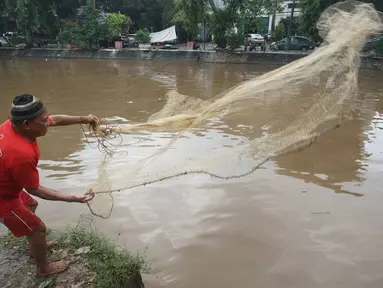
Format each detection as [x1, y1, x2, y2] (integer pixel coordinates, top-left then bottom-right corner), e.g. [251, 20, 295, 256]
[59, 1, 103, 50]
[227, 32, 243, 51]
[275, 22, 286, 41]
[106, 12, 131, 40]
[210, 8, 235, 49]
[364, 35, 383, 56]
[135, 28, 151, 44]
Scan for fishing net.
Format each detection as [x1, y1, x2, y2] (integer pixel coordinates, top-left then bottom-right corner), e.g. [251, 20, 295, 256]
[85, 1, 383, 219]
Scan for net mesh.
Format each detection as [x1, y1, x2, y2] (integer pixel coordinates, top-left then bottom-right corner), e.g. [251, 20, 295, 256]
[85, 1, 383, 219]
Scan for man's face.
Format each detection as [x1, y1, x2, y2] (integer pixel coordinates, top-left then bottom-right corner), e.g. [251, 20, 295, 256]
[22, 111, 50, 138]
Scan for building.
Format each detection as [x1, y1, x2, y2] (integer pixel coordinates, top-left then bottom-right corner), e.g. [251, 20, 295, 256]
[212, 0, 225, 9]
[268, 0, 301, 35]
[199, 0, 300, 40]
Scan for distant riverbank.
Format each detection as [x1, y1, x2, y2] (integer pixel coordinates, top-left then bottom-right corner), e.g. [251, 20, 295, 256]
[0, 47, 382, 69]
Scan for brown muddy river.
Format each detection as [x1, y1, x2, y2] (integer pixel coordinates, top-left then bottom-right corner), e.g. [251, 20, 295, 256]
[1, 58, 383, 288]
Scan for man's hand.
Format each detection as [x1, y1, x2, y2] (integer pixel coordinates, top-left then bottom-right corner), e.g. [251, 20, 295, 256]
[82, 114, 100, 129]
[49, 114, 100, 127]
[67, 189, 95, 203]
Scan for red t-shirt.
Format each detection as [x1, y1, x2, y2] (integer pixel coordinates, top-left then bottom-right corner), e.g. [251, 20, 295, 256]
[0, 119, 48, 213]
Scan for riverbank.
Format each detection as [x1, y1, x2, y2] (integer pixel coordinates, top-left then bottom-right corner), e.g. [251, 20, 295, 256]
[1, 47, 382, 68]
[0, 217, 151, 288]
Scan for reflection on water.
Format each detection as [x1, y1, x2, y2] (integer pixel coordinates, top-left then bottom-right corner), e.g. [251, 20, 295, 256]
[1, 58, 383, 287]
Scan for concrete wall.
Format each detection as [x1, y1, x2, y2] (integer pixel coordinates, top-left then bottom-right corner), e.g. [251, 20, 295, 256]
[0, 48, 382, 69]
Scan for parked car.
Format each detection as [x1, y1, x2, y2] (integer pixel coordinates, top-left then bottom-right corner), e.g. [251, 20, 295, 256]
[0, 36, 10, 47]
[122, 34, 139, 48]
[271, 36, 315, 52]
[151, 39, 176, 46]
[245, 33, 264, 46]
[3, 31, 23, 38]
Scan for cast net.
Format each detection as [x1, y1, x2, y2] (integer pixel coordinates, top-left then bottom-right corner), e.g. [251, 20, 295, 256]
[85, 1, 383, 219]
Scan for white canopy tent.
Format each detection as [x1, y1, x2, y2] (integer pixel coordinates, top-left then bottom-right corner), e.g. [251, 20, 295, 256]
[150, 25, 177, 43]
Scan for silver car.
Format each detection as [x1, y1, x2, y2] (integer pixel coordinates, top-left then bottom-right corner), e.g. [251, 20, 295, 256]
[246, 33, 264, 46]
[0, 36, 10, 47]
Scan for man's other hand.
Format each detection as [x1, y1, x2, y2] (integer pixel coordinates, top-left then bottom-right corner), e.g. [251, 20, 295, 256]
[68, 189, 95, 203]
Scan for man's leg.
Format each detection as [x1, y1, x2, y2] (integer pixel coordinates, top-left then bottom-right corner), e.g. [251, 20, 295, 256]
[27, 221, 70, 277]
[3, 204, 70, 277]
[20, 191, 56, 252]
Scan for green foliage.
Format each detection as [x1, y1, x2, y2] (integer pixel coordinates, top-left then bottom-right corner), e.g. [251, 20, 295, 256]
[299, 0, 342, 42]
[60, 20, 79, 45]
[0, 0, 4, 29]
[227, 31, 243, 51]
[210, 8, 235, 48]
[210, 0, 281, 49]
[299, 0, 382, 42]
[369, 0, 383, 12]
[375, 37, 383, 56]
[60, 1, 103, 50]
[57, 227, 152, 288]
[135, 28, 151, 43]
[101, 0, 173, 31]
[3, 0, 46, 46]
[3, 0, 39, 32]
[279, 17, 299, 37]
[274, 22, 285, 41]
[106, 12, 131, 39]
[171, 0, 209, 40]
[364, 35, 383, 56]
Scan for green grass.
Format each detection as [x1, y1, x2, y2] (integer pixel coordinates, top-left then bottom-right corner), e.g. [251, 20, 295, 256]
[0, 218, 152, 288]
[56, 225, 151, 288]
[0, 232, 28, 248]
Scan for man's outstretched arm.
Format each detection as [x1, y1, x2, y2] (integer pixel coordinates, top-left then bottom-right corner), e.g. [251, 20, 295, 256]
[26, 186, 94, 203]
[49, 114, 99, 127]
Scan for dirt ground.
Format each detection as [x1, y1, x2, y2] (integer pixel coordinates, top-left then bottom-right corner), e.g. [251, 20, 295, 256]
[0, 233, 147, 288]
[0, 243, 97, 288]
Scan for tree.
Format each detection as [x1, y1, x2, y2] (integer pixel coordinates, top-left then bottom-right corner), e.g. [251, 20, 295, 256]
[209, 0, 282, 50]
[279, 17, 299, 38]
[274, 22, 285, 41]
[1, 0, 70, 45]
[210, 7, 235, 48]
[299, 0, 382, 42]
[60, 0, 103, 50]
[3, 0, 50, 46]
[135, 27, 151, 43]
[299, 0, 341, 42]
[365, 0, 383, 12]
[171, 0, 209, 41]
[0, 0, 5, 33]
[100, 0, 173, 31]
[106, 11, 131, 39]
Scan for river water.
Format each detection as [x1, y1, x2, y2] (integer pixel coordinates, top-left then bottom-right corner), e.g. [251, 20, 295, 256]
[1, 58, 383, 288]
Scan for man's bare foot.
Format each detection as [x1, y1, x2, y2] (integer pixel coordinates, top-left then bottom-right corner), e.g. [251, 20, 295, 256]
[46, 241, 57, 249]
[36, 261, 70, 277]
[29, 241, 58, 258]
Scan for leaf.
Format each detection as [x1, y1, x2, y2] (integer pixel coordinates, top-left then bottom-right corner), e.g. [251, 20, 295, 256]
[74, 246, 91, 255]
[38, 277, 56, 288]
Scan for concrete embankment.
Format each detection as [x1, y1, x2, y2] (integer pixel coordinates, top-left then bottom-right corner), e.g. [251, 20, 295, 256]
[0, 47, 382, 69]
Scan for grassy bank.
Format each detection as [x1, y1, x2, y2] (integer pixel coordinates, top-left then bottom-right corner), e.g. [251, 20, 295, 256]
[0, 216, 151, 288]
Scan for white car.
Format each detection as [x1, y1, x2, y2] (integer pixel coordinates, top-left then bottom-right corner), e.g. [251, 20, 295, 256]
[246, 33, 264, 46]
[0, 36, 10, 47]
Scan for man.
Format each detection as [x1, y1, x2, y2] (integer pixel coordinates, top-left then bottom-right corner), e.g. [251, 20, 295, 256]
[0, 94, 99, 277]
